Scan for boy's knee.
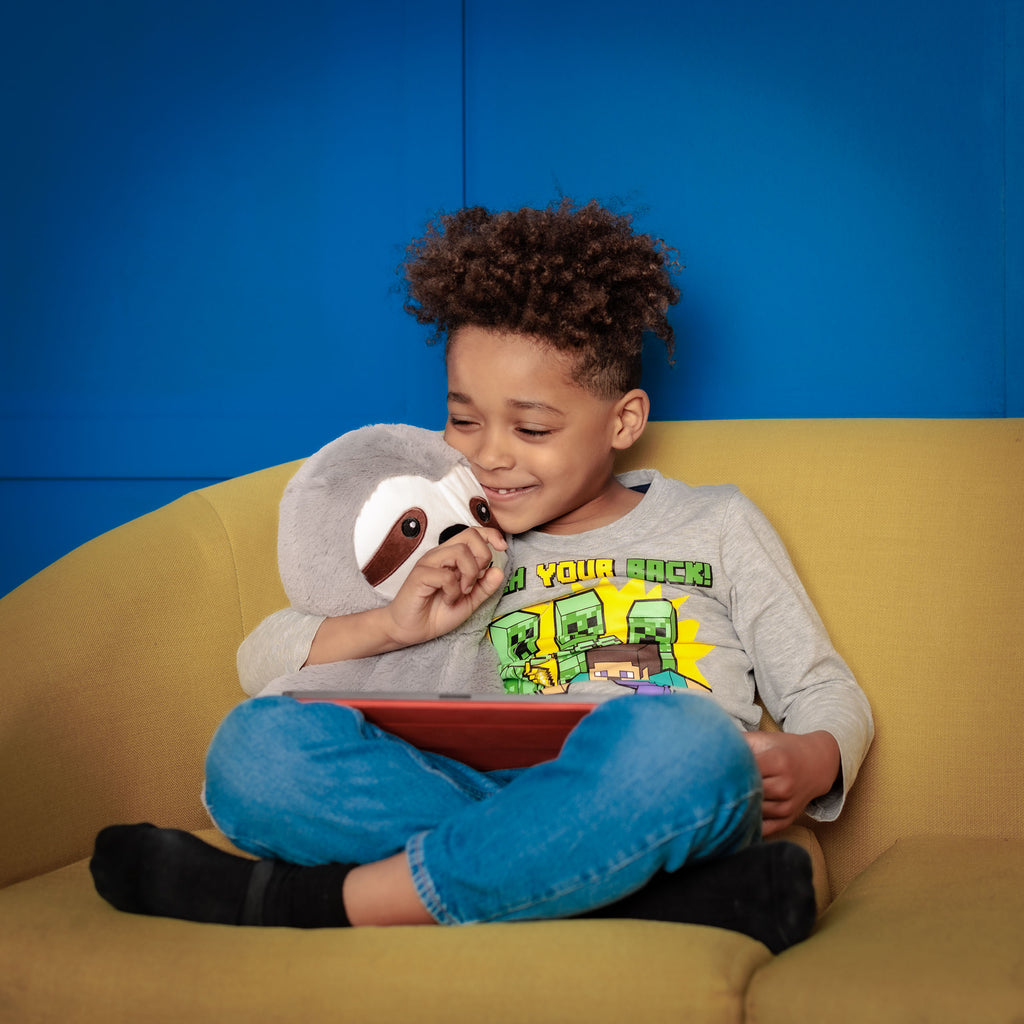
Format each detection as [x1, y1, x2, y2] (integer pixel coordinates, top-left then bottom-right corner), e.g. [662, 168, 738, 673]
[581, 693, 758, 794]
[208, 695, 284, 762]
[205, 698, 281, 805]
[205, 696, 359, 807]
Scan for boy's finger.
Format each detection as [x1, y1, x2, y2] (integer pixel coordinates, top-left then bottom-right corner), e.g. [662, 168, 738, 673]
[473, 564, 505, 599]
[480, 525, 507, 549]
[439, 540, 499, 593]
[406, 563, 460, 599]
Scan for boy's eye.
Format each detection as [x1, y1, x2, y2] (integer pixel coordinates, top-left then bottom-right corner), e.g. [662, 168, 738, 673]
[518, 427, 552, 438]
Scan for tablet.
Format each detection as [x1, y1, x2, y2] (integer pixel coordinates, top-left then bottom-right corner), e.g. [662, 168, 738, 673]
[284, 691, 613, 771]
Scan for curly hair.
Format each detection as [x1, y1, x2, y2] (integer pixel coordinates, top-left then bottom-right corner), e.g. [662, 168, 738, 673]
[401, 200, 682, 395]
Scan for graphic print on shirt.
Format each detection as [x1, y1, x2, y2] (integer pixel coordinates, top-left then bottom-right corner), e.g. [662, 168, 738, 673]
[488, 577, 715, 696]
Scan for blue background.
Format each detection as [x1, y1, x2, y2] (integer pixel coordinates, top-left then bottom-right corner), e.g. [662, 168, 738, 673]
[2, 0, 1021, 596]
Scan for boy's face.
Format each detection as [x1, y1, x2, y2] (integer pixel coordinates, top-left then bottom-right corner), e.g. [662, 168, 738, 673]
[444, 326, 645, 535]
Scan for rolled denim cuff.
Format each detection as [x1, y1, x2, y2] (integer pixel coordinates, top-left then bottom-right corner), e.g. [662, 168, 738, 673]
[405, 831, 450, 925]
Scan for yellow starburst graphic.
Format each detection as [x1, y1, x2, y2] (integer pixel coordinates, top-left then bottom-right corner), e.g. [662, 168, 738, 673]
[519, 577, 714, 690]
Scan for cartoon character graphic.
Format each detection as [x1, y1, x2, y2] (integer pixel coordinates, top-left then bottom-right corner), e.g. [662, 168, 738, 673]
[572, 642, 691, 694]
[490, 609, 547, 694]
[489, 579, 715, 697]
[626, 598, 678, 672]
[551, 590, 619, 679]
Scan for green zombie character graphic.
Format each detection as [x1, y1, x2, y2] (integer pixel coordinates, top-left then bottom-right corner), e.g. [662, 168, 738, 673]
[551, 590, 619, 682]
[626, 598, 678, 672]
[489, 608, 545, 693]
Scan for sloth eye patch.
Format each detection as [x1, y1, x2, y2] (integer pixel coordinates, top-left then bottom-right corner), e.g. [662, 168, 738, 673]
[361, 507, 427, 587]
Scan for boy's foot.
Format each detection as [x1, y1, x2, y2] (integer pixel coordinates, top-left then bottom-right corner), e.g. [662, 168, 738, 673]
[578, 841, 817, 954]
[91, 825, 815, 949]
[90, 823, 353, 928]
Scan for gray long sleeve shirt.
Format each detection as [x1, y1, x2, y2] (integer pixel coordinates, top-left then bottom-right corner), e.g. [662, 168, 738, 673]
[238, 469, 873, 821]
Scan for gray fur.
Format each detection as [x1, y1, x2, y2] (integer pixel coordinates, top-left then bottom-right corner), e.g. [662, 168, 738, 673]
[261, 423, 507, 696]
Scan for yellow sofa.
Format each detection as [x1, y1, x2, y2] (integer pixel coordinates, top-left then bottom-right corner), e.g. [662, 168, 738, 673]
[2, 419, 1022, 1023]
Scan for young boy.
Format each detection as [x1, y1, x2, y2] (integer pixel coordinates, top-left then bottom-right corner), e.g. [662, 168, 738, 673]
[91, 201, 873, 950]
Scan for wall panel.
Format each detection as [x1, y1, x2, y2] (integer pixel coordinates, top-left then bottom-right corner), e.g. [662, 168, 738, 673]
[1007, 0, 1023, 415]
[1, 0, 462, 594]
[463, 0, 1010, 421]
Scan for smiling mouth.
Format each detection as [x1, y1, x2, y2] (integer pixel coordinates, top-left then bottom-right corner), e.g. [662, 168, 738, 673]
[484, 484, 536, 498]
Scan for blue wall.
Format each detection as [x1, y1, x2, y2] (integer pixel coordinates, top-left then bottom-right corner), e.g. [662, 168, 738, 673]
[2, 0, 1020, 596]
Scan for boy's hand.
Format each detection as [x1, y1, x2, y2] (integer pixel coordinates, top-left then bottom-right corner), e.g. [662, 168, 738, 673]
[381, 526, 507, 649]
[743, 730, 841, 836]
[304, 527, 506, 666]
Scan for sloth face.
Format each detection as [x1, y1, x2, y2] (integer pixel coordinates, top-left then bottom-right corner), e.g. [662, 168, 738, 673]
[352, 463, 502, 600]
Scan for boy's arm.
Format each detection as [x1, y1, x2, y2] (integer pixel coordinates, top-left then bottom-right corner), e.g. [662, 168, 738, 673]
[721, 492, 874, 826]
[238, 527, 506, 694]
[237, 607, 325, 696]
[307, 525, 505, 662]
[237, 607, 402, 694]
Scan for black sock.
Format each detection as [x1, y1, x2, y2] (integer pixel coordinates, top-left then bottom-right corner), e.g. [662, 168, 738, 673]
[577, 841, 817, 954]
[90, 823, 352, 928]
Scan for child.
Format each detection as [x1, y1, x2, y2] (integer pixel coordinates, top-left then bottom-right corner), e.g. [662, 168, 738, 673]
[91, 201, 873, 951]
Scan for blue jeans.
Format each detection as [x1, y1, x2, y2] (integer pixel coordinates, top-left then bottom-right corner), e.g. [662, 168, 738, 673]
[203, 692, 762, 925]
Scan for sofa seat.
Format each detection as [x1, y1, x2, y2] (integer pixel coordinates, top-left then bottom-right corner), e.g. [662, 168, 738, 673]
[0, 834, 774, 1024]
[746, 835, 1024, 1023]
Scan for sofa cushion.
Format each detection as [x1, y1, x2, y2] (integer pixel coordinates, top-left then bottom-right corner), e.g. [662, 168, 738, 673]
[0, 854, 774, 1024]
[745, 835, 1024, 1023]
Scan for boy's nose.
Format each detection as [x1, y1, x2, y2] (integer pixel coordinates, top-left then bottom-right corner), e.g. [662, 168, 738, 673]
[473, 432, 514, 472]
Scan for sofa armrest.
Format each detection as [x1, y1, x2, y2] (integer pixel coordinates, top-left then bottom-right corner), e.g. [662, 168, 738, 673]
[0, 469, 291, 889]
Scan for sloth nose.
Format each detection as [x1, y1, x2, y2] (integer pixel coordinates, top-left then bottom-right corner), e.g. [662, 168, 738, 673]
[438, 523, 470, 544]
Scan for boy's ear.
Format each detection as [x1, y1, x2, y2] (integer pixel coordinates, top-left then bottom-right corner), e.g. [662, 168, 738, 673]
[611, 389, 650, 450]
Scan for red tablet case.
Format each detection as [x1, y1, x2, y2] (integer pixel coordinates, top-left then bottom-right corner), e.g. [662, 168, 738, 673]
[286, 692, 604, 771]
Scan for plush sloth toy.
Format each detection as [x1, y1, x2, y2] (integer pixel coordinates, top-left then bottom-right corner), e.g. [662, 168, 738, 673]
[257, 423, 509, 697]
